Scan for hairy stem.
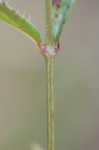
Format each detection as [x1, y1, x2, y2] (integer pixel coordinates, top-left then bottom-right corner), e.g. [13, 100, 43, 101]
[45, 55, 55, 150]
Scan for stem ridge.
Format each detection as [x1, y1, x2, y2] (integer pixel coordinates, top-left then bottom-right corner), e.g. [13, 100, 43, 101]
[46, 55, 55, 150]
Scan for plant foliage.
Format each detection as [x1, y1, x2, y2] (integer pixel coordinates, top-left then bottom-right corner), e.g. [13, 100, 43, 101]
[0, 1, 42, 44]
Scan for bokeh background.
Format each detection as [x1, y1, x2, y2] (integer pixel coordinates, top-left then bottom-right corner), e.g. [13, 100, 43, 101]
[0, 0, 99, 150]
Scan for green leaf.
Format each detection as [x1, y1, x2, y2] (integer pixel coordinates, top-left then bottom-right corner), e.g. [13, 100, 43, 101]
[52, 0, 75, 42]
[0, 1, 42, 44]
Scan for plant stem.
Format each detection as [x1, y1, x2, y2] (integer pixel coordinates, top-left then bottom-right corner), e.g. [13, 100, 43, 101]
[45, 0, 53, 45]
[45, 55, 55, 150]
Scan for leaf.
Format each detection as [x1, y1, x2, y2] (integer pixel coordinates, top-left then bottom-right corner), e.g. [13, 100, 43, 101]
[0, 1, 42, 44]
[51, 0, 75, 42]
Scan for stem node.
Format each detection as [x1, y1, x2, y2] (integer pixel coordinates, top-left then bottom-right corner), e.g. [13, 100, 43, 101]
[38, 42, 60, 57]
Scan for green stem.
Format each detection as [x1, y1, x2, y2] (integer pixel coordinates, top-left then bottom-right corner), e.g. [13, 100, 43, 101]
[45, 55, 55, 150]
[45, 0, 53, 45]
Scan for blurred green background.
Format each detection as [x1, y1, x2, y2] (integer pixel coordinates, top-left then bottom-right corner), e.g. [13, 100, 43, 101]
[0, 0, 99, 150]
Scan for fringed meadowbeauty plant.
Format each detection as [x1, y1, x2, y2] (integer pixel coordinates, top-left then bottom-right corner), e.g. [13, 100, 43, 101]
[0, 0, 75, 150]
